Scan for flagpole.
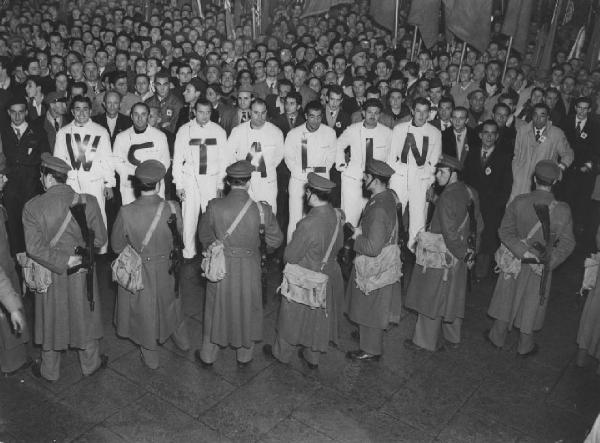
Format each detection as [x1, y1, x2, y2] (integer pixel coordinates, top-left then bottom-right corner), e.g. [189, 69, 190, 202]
[502, 36, 513, 84]
[458, 41, 467, 74]
[393, 0, 400, 49]
[411, 25, 418, 61]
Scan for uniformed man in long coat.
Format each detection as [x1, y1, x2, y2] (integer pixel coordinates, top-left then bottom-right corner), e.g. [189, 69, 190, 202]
[23, 154, 108, 381]
[196, 161, 283, 367]
[346, 159, 401, 361]
[0, 95, 51, 255]
[405, 155, 483, 352]
[264, 173, 344, 368]
[486, 160, 575, 356]
[111, 160, 190, 369]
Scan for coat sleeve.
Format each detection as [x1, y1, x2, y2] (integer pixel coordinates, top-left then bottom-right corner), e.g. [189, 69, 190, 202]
[438, 195, 467, 260]
[22, 203, 71, 274]
[354, 207, 390, 257]
[157, 130, 171, 169]
[198, 200, 217, 250]
[270, 126, 285, 167]
[112, 132, 127, 178]
[498, 199, 529, 259]
[283, 219, 309, 264]
[262, 203, 283, 250]
[172, 126, 187, 189]
[283, 129, 298, 173]
[110, 208, 128, 254]
[555, 128, 574, 168]
[549, 204, 575, 270]
[0, 136, 6, 174]
[0, 266, 22, 314]
[335, 126, 351, 170]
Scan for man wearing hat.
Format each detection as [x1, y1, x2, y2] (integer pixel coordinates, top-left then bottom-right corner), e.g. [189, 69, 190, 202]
[23, 153, 108, 381]
[113, 102, 171, 205]
[336, 98, 392, 226]
[228, 98, 285, 213]
[0, 95, 51, 255]
[264, 172, 344, 368]
[405, 154, 483, 352]
[111, 160, 190, 369]
[346, 159, 401, 361]
[196, 160, 283, 367]
[39, 91, 69, 149]
[389, 97, 442, 251]
[485, 160, 575, 357]
[53, 95, 115, 254]
[284, 100, 337, 241]
[173, 98, 228, 259]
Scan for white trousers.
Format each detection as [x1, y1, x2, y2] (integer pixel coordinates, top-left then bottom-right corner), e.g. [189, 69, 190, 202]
[287, 177, 306, 242]
[389, 174, 428, 251]
[249, 174, 277, 214]
[341, 175, 366, 227]
[182, 175, 218, 258]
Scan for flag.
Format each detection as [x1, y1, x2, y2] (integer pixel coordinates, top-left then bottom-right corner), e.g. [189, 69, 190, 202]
[370, 0, 398, 30]
[562, 0, 574, 25]
[407, 0, 441, 49]
[444, 0, 493, 54]
[568, 26, 585, 60]
[586, 15, 600, 70]
[301, 0, 353, 18]
[539, 0, 566, 76]
[501, 0, 534, 54]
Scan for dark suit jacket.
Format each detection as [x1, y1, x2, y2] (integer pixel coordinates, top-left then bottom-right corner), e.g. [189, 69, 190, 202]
[266, 94, 285, 119]
[92, 112, 132, 145]
[563, 114, 600, 168]
[442, 127, 480, 165]
[270, 112, 306, 137]
[26, 100, 48, 122]
[463, 144, 513, 253]
[342, 96, 364, 115]
[219, 106, 242, 136]
[324, 109, 351, 137]
[549, 100, 567, 129]
[37, 113, 70, 150]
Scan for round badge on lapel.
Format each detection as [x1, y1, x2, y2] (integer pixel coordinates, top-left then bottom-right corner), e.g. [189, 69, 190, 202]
[485, 166, 492, 176]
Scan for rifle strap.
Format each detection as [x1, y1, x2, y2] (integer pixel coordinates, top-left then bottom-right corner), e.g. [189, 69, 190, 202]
[222, 198, 253, 240]
[459, 186, 475, 235]
[50, 193, 81, 248]
[320, 210, 341, 271]
[140, 201, 165, 253]
[525, 201, 558, 241]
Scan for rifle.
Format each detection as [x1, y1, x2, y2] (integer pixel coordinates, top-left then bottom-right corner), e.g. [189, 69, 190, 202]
[68, 203, 96, 311]
[337, 222, 355, 281]
[167, 214, 183, 296]
[533, 203, 552, 305]
[465, 200, 477, 292]
[259, 218, 268, 306]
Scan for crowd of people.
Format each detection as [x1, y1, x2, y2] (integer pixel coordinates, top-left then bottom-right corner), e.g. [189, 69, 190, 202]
[0, 0, 598, 389]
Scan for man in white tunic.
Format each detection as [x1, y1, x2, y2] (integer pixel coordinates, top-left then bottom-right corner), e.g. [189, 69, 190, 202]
[53, 95, 115, 253]
[335, 98, 392, 226]
[113, 102, 170, 205]
[284, 100, 337, 240]
[509, 103, 573, 202]
[173, 99, 229, 259]
[388, 97, 442, 250]
[228, 98, 284, 213]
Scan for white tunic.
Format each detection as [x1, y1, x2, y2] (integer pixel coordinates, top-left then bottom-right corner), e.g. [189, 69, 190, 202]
[113, 126, 171, 204]
[284, 123, 337, 182]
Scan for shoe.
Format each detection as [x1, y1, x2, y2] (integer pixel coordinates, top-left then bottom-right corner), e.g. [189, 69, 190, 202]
[345, 350, 381, 362]
[237, 359, 252, 368]
[31, 360, 54, 383]
[350, 330, 360, 342]
[483, 330, 502, 349]
[403, 339, 425, 352]
[516, 344, 539, 358]
[445, 341, 460, 350]
[171, 332, 190, 352]
[2, 358, 32, 377]
[194, 350, 213, 368]
[86, 354, 109, 377]
[298, 349, 318, 369]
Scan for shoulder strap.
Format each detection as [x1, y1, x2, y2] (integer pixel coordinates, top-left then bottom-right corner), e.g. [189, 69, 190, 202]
[321, 209, 341, 270]
[223, 198, 253, 240]
[50, 193, 80, 248]
[525, 200, 558, 240]
[458, 186, 475, 233]
[140, 201, 165, 252]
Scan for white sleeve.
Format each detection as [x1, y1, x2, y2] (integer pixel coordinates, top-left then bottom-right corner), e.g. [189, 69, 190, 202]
[325, 129, 337, 169]
[112, 132, 128, 178]
[172, 126, 187, 188]
[98, 128, 116, 188]
[156, 131, 171, 169]
[283, 129, 298, 173]
[336, 126, 351, 170]
[217, 126, 229, 189]
[271, 126, 285, 167]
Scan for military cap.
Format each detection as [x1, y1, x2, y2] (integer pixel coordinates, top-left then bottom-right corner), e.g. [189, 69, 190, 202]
[226, 160, 254, 178]
[534, 160, 560, 184]
[44, 91, 68, 105]
[366, 159, 394, 178]
[436, 154, 462, 172]
[307, 172, 336, 192]
[237, 84, 254, 95]
[135, 160, 166, 185]
[41, 152, 71, 174]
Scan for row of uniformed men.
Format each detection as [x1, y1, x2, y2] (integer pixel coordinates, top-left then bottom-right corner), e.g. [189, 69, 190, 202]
[49, 93, 441, 260]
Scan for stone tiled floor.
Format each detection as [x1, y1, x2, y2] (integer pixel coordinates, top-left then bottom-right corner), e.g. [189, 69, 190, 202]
[1, 253, 599, 442]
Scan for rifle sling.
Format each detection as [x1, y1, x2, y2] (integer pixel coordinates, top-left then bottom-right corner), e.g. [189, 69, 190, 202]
[51, 193, 83, 248]
[140, 201, 165, 253]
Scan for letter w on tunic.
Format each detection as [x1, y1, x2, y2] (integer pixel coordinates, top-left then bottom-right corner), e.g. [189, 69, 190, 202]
[127, 141, 154, 166]
[246, 141, 267, 177]
[66, 133, 101, 171]
[190, 138, 217, 174]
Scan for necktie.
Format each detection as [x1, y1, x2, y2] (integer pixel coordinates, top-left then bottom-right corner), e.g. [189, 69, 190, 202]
[577, 121, 583, 134]
[535, 129, 541, 141]
[14, 128, 20, 140]
[289, 116, 295, 127]
[481, 150, 488, 167]
[54, 119, 60, 132]
[241, 111, 249, 123]
[456, 132, 462, 143]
